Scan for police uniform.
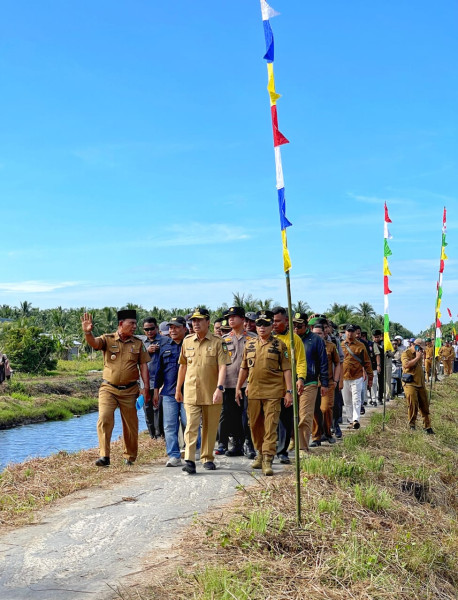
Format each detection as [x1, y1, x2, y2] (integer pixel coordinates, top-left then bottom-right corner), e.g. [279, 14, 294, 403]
[179, 321, 231, 464]
[92, 331, 150, 462]
[401, 345, 432, 430]
[240, 334, 291, 457]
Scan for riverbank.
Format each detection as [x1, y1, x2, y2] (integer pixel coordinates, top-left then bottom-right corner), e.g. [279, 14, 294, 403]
[0, 359, 103, 428]
[136, 378, 457, 600]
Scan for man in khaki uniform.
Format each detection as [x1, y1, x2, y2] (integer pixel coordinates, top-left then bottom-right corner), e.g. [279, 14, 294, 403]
[176, 307, 231, 474]
[81, 309, 150, 466]
[424, 338, 435, 383]
[439, 341, 454, 376]
[236, 311, 293, 476]
[401, 338, 434, 434]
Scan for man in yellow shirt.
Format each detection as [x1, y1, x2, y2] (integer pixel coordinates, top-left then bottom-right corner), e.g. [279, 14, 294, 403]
[272, 306, 307, 463]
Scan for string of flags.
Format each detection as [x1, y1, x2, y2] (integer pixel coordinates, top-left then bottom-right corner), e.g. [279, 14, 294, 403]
[435, 208, 448, 357]
[260, 0, 292, 272]
[383, 203, 393, 352]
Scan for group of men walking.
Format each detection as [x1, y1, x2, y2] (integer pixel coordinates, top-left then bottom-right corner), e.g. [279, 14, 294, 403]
[81, 305, 438, 476]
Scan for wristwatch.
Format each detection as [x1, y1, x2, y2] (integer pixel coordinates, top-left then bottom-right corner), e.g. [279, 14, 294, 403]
[286, 389, 293, 394]
[216, 385, 225, 391]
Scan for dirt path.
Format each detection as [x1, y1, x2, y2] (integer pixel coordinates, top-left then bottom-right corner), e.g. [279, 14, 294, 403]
[0, 456, 271, 599]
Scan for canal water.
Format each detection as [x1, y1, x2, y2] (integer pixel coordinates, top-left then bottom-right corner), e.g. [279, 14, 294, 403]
[0, 410, 148, 471]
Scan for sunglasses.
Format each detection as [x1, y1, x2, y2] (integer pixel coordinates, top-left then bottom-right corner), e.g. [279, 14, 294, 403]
[256, 320, 272, 326]
[143, 327, 157, 332]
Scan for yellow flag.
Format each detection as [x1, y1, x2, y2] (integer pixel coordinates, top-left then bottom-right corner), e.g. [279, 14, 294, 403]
[267, 63, 281, 106]
[281, 229, 292, 272]
[441, 248, 448, 260]
[383, 257, 391, 276]
[384, 332, 393, 352]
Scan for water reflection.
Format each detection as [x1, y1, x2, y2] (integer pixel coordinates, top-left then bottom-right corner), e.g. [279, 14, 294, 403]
[0, 410, 147, 471]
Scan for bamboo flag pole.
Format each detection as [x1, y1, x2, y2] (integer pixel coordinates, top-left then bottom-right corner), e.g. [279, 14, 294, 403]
[383, 203, 394, 431]
[430, 207, 447, 401]
[259, 0, 301, 524]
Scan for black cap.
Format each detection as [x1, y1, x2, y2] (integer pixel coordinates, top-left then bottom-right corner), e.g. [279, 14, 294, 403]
[245, 311, 257, 322]
[223, 306, 245, 319]
[293, 312, 308, 324]
[345, 324, 356, 332]
[190, 307, 210, 319]
[373, 329, 382, 336]
[117, 309, 137, 321]
[255, 310, 274, 324]
[167, 316, 187, 327]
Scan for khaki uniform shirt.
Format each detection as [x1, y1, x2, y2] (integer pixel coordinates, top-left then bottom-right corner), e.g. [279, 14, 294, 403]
[92, 332, 150, 386]
[274, 331, 307, 380]
[440, 346, 454, 360]
[240, 335, 291, 400]
[341, 338, 373, 381]
[325, 340, 340, 383]
[425, 346, 434, 361]
[179, 332, 231, 405]
[223, 330, 257, 388]
[401, 348, 425, 387]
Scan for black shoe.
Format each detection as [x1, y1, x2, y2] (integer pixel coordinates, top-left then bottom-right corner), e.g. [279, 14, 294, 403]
[310, 440, 321, 447]
[203, 461, 216, 470]
[424, 427, 435, 435]
[335, 424, 342, 439]
[95, 456, 110, 467]
[325, 436, 337, 444]
[124, 459, 134, 466]
[225, 448, 244, 457]
[182, 460, 196, 474]
[353, 421, 360, 430]
[360, 406, 366, 415]
[277, 453, 291, 464]
[363, 401, 368, 406]
[243, 441, 256, 460]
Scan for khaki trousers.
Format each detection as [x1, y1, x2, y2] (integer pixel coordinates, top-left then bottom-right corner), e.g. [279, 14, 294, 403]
[404, 385, 431, 429]
[248, 399, 282, 457]
[298, 385, 317, 450]
[444, 358, 454, 376]
[312, 383, 335, 440]
[184, 403, 222, 463]
[425, 359, 436, 381]
[97, 383, 139, 461]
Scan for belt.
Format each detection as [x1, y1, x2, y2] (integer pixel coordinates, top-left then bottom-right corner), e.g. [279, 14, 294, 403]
[103, 380, 138, 390]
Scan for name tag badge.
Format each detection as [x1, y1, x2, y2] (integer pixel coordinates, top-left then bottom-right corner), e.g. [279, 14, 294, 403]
[111, 354, 117, 360]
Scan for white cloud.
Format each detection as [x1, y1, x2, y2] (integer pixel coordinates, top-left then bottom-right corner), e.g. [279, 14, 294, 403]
[0, 281, 81, 293]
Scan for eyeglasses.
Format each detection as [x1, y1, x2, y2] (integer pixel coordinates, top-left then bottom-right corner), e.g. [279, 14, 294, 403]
[256, 320, 272, 326]
[143, 327, 157, 332]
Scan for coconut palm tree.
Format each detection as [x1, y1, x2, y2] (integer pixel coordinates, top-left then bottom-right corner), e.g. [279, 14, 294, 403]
[355, 302, 376, 320]
[292, 300, 311, 315]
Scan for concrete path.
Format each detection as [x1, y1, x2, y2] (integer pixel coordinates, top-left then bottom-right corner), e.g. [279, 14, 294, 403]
[0, 456, 272, 600]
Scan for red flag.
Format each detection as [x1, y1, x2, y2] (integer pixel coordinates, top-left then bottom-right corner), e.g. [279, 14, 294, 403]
[270, 105, 289, 147]
[384, 276, 392, 294]
[439, 260, 445, 273]
[384, 202, 392, 223]
[447, 308, 452, 318]
[436, 318, 442, 328]
[443, 207, 447, 225]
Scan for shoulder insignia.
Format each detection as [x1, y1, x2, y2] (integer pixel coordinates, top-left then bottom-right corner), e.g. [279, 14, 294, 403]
[222, 342, 228, 353]
[284, 350, 289, 359]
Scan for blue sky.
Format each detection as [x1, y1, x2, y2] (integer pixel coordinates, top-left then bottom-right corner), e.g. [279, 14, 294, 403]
[1, 0, 457, 333]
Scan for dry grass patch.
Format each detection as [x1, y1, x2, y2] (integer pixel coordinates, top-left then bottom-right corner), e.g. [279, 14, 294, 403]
[0, 432, 166, 528]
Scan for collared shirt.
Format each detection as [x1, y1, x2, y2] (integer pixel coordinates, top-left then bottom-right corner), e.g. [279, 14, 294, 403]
[92, 332, 150, 386]
[240, 335, 291, 400]
[440, 346, 454, 360]
[179, 332, 231, 405]
[154, 338, 184, 397]
[425, 345, 434, 360]
[300, 330, 329, 387]
[223, 330, 257, 388]
[341, 338, 373, 381]
[401, 348, 425, 387]
[141, 333, 171, 388]
[274, 330, 307, 380]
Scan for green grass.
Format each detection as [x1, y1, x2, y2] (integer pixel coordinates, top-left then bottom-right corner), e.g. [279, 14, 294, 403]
[353, 483, 392, 511]
[55, 358, 103, 374]
[183, 565, 261, 600]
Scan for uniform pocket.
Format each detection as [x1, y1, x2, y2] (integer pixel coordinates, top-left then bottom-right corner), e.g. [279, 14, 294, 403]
[127, 350, 140, 363]
[267, 356, 279, 371]
[204, 348, 217, 364]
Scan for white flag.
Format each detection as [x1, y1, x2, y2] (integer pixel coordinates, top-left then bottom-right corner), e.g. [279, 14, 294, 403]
[260, 0, 280, 21]
[384, 222, 392, 240]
